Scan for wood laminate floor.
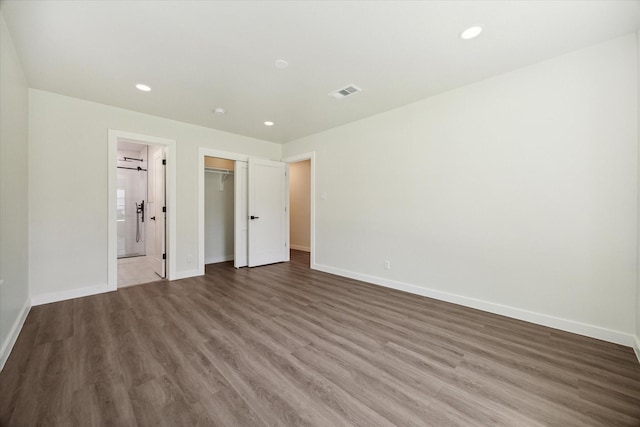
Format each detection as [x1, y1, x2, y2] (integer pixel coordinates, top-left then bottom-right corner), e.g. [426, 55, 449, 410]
[1, 250, 640, 426]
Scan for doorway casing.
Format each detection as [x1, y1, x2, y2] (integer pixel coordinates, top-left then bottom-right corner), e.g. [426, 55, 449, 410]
[197, 149, 316, 274]
[108, 130, 177, 290]
[198, 147, 249, 275]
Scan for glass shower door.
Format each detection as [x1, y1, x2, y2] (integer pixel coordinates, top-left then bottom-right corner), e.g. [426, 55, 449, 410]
[117, 168, 147, 258]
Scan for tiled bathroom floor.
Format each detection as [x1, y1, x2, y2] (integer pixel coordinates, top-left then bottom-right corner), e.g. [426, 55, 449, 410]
[117, 255, 164, 288]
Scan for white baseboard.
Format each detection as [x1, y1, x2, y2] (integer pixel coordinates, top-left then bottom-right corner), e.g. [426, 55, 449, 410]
[174, 268, 202, 280]
[633, 336, 640, 364]
[311, 263, 635, 348]
[0, 298, 31, 371]
[205, 254, 234, 264]
[290, 245, 310, 252]
[31, 283, 113, 306]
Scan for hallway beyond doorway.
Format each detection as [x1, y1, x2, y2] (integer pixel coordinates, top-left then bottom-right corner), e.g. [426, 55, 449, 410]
[290, 249, 309, 268]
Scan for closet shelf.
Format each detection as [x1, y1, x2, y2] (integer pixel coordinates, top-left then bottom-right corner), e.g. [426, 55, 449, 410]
[205, 167, 234, 174]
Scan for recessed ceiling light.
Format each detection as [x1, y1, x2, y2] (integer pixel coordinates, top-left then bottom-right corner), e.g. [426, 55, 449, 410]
[264, 121, 274, 126]
[460, 26, 482, 40]
[275, 59, 289, 69]
[136, 83, 151, 92]
[213, 107, 226, 115]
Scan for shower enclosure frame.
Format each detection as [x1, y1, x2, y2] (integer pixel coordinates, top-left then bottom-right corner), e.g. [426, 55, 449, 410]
[117, 149, 148, 259]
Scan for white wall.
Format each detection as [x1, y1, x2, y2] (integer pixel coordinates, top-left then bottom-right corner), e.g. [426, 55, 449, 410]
[289, 160, 311, 251]
[0, 11, 30, 369]
[28, 89, 280, 301]
[283, 34, 638, 343]
[204, 172, 234, 263]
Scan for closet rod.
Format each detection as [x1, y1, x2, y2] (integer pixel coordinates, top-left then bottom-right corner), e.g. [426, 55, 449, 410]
[117, 166, 147, 171]
[205, 167, 234, 174]
[122, 157, 143, 162]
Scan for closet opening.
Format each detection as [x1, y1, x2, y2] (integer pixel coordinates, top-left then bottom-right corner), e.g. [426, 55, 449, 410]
[204, 156, 236, 267]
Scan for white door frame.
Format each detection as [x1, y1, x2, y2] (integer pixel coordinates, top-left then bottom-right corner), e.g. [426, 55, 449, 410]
[198, 147, 249, 276]
[149, 146, 167, 278]
[234, 160, 248, 268]
[283, 152, 316, 268]
[108, 130, 177, 290]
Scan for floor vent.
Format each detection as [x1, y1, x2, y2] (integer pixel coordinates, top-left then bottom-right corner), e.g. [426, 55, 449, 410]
[329, 84, 362, 99]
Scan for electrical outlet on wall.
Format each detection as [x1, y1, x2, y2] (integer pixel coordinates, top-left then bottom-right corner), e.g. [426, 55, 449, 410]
[384, 260, 391, 270]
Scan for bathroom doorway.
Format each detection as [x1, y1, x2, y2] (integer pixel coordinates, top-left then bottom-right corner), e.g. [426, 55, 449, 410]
[116, 140, 166, 287]
[108, 130, 176, 290]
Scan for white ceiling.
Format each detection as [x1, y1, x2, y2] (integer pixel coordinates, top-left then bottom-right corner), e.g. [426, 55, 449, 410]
[2, 1, 639, 143]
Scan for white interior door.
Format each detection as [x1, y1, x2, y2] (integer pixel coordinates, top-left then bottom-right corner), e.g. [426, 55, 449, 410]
[234, 161, 248, 268]
[248, 158, 288, 267]
[150, 148, 166, 277]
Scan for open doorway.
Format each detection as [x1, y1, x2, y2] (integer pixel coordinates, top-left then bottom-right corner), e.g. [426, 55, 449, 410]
[284, 152, 315, 269]
[108, 130, 177, 291]
[115, 141, 166, 287]
[198, 148, 248, 275]
[203, 155, 251, 269]
[288, 159, 311, 267]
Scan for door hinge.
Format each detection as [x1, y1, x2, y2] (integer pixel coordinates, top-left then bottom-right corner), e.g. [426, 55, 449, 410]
[162, 206, 166, 213]
[162, 159, 166, 165]
[162, 253, 166, 260]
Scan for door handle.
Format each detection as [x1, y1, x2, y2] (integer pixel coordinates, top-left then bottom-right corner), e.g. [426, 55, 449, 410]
[250, 215, 260, 220]
[150, 216, 156, 221]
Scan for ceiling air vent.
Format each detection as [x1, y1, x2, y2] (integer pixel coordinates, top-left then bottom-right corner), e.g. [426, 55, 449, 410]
[329, 84, 362, 99]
